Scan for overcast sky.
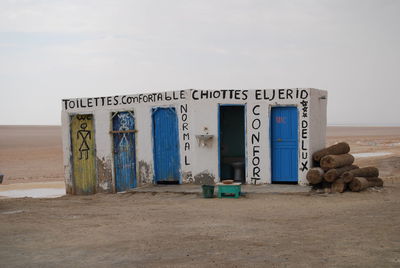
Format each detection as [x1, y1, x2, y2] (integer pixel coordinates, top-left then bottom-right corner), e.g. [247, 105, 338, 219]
[0, 0, 399, 126]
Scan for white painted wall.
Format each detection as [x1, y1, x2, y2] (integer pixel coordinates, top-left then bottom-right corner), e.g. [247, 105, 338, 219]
[61, 88, 327, 194]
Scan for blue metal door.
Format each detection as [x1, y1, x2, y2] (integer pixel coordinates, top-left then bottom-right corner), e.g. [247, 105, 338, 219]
[152, 107, 180, 183]
[113, 111, 136, 192]
[271, 107, 298, 182]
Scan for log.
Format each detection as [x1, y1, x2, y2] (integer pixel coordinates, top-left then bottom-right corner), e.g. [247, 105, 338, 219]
[324, 165, 359, 182]
[313, 142, 350, 162]
[365, 177, 384, 187]
[306, 167, 324, 185]
[349, 177, 370, 192]
[320, 181, 332, 193]
[342, 167, 379, 183]
[331, 178, 346, 193]
[320, 154, 355, 170]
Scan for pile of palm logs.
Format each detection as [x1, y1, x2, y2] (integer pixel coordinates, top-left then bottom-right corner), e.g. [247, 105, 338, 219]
[307, 142, 384, 193]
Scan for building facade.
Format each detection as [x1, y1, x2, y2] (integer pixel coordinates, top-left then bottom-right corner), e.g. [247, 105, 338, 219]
[61, 88, 327, 194]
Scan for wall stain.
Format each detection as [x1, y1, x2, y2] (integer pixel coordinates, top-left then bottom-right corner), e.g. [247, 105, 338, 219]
[182, 171, 193, 183]
[64, 165, 73, 195]
[194, 171, 215, 185]
[96, 157, 113, 193]
[138, 161, 152, 184]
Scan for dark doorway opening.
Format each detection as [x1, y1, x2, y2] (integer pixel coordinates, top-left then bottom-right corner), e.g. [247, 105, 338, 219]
[219, 105, 246, 183]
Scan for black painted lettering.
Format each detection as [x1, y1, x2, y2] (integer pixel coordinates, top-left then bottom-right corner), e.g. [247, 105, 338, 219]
[80, 99, 86, 108]
[302, 128, 308, 139]
[252, 118, 261, 130]
[268, 89, 275, 100]
[286, 89, 293, 99]
[252, 156, 260, 166]
[300, 161, 308, 171]
[252, 167, 260, 178]
[234, 90, 241, 99]
[255, 90, 262, 100]
[221, 90, 227, 99]
[252, 104, 260, 115]
[180, 104, 188, 113]
[68, 100, 75, 109]
[213, 90, 221, 98]
[200, 90, 208, 99]
[242, 90, 248, 100]
[182, 113, 187, 122]
[62, 100, 69, 110]
[278, 89, 285, 99]
[251, 133, 260, 144]
[183, 133, 190, 141]
[300, 89, 308, 99]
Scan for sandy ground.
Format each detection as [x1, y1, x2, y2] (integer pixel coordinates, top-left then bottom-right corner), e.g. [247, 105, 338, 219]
[0, 126, 400, 267]
[0, 126, 63, 183]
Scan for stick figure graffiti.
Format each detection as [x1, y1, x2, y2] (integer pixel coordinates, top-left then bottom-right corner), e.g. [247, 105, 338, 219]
[77, 122, 91, 160]
[117, 112, 132, 151]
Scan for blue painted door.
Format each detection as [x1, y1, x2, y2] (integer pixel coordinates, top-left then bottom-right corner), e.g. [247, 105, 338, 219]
[152, 107, 180, 183]
[113, 112, 136, 192]
[271, 107, 298, 182]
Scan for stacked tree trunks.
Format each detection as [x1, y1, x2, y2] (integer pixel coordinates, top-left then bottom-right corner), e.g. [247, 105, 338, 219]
[307, 142, 384, 193]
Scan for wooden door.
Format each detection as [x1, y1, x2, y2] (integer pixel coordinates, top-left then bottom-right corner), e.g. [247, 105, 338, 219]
[70, 114, 96, 194]
[112, 111, 136, 192]
[271, 107, 298, 182]
[152, 107, 180, 183]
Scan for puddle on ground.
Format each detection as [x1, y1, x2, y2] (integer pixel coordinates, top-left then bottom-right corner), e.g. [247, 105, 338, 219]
[353, 152, 392, 158]
[0, 188, 65, 198]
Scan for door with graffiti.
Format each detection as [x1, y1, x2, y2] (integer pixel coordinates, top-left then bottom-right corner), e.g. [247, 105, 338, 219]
[112, 111, 137, 192]
[70, 114, 97, 194]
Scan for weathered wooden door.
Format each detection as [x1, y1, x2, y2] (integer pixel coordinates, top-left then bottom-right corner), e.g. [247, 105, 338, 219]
[271, 107, 298, 182]
[70, 114, 96, 194]
[152, 107, 180, 183]
[112, 111, 136, 192]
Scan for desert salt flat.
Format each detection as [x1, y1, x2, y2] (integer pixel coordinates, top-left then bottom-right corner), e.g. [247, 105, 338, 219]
[0, 188, 65, 198]
[352, 152, 393, 158]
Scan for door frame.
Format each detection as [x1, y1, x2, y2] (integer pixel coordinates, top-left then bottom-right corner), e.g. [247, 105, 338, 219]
[110, 110, 137, 192]
[151, 106, 181, 184]
[218, 104, 247, 182]
[269, 105, 299, 183]
[69, 113, 97, 195]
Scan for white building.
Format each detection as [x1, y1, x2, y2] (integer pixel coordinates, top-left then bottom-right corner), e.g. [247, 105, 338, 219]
[61, 88, 327, 195]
